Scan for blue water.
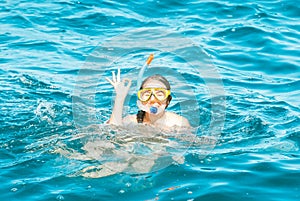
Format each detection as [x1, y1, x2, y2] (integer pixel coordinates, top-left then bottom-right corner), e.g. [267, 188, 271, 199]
[1, 0, 299, 200]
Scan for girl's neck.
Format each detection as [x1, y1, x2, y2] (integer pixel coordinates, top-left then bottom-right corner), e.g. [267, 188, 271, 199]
[144, 111, 165, 124]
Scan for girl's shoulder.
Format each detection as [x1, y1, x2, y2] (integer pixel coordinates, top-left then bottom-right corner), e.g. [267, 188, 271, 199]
[122, 112, 190, 128]
[123, 114, 137, 125]
[162, 111, 191, 127]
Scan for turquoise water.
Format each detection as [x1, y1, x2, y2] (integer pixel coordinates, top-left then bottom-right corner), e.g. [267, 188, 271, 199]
[1, 0, 300, 200]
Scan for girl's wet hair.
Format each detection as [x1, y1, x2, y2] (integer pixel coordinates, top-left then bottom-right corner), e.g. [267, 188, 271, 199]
[136, 74, 172, 123]
[139, 74, 171, 90]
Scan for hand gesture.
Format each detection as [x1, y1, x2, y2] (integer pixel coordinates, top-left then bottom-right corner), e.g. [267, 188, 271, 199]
[105, 68, 131, 100]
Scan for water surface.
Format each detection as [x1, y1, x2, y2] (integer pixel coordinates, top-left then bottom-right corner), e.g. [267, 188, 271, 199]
[1, 0, 299, 200]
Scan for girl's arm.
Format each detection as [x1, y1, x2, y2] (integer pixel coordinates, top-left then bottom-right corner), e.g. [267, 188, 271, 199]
[106, 68, 131, 126]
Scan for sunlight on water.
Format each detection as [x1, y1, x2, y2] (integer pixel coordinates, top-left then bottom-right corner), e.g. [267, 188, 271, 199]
[54, 124, 216, 178]
[1, 0, 299, 200]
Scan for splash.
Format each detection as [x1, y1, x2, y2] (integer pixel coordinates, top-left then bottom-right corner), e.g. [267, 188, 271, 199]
[54, 124, 211, 178]
[34, 100, 56, 123]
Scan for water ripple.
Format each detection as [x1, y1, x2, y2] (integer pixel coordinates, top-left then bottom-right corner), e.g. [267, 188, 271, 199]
[1, 0, 300, 200]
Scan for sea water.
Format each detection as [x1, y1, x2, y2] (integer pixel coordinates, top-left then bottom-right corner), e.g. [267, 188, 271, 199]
[1, 0, 299, 200]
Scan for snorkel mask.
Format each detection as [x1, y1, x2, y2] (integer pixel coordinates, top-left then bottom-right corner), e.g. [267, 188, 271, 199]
[137, 75, 172, 115]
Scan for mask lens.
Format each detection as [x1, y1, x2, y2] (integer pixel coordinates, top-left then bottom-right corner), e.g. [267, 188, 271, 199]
[138, 89, 152, 101]
[153, 89, 168, 101]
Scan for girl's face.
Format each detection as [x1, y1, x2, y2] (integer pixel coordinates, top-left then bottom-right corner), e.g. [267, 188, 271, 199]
[141, 80, 169, 106]
[137, 78, 171, 115]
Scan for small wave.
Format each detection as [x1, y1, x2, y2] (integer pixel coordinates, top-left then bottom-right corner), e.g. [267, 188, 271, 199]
[3, 13, 34, 28]
[215, 26, 268, 38]
[18, 74, 53, 89]
[10, 40, 60, 52]
[53, 123, 215, 178]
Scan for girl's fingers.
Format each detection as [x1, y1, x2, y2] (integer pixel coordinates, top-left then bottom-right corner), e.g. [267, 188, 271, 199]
[117, 67, 120, 82]
[112, 71, 116, 82]
[107, 69, 125, 86]
[105, 77, 114, 86]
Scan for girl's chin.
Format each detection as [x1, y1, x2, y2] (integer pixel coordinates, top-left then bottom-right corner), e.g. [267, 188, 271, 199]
[147, 103, 162, 107]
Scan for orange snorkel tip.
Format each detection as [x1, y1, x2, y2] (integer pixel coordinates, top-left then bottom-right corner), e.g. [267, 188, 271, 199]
[146, 54, 154, 65]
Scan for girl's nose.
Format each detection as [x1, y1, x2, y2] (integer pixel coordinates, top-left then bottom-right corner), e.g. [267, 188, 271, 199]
[148, 94, 157, 102]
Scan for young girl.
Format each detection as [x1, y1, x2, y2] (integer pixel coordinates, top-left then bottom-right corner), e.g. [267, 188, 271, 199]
[106, 68, 190, 129]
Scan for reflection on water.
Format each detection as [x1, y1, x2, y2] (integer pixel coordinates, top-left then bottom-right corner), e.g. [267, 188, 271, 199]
[1, 0, 300, 199]
[55, 124, 216, 178]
